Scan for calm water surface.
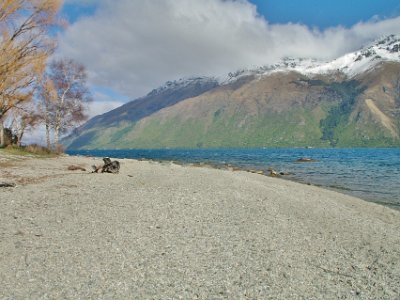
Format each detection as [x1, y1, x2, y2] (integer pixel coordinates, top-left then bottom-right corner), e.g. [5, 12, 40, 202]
[67, 148, 400, 210]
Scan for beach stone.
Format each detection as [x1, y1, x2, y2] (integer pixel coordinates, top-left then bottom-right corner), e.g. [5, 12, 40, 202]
[269, 169, 279, 177]
[296, 157, 317, 162]
[279, 172, 291, 176]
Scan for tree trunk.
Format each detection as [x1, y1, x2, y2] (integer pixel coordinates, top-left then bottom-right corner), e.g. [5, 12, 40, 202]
[45, 107, 51, 150]
[45, 123, 51, 150]
[17, 124, 26, 147]
[54, 123, 60, 150]
[44, 96, 52, 150]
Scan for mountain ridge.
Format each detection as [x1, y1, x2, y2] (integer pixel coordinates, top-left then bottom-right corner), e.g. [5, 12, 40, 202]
[65, 35, 400, 149]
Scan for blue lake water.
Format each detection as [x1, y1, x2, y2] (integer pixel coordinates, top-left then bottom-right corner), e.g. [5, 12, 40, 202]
[67, 148, 400, 210]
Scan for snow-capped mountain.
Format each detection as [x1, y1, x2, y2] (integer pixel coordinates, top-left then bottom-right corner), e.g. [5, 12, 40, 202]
[134, 35, 400, 96]
[223, 34, 400, 83]
[147, 76, 218, 97]
[66, 35, 400, 149]
[297, 34, 400, 77]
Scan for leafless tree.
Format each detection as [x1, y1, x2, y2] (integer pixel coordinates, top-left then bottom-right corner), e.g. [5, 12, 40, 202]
[6, 103, 41, 146]
[45, 58, 92, 150]
[37, 75, 56, 149]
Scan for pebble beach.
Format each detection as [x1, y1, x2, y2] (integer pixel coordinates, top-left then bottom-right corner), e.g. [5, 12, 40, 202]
[1, 154, 399, 299]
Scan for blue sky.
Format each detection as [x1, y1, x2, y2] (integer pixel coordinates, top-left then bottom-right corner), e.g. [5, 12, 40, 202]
[62, 4, 96, 23]
[57, 0, 400, 117]
[63, 0, 400, 29]
[251, 0, 400, 28]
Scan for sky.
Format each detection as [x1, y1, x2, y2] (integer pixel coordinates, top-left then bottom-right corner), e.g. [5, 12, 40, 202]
[253, 0, 400, 29]
[54, 0, 400, 120]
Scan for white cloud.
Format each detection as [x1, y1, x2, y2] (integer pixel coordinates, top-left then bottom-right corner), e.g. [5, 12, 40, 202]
[87, 96, 124, 119]
[58, 0, 400, 100]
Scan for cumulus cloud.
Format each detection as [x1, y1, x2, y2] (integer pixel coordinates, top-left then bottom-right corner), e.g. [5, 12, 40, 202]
[86, 94, 124, 119]
[58, 0, 400, 100]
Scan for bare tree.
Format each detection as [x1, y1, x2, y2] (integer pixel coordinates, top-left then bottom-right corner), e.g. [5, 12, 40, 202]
[7, 104, 41, 146]
[0, 0, 62, 146]
[37, 75, 57, 149]
[46, 58, 92, 149]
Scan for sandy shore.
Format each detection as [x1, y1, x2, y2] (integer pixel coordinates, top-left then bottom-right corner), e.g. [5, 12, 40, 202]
[1, 154, 399, 299]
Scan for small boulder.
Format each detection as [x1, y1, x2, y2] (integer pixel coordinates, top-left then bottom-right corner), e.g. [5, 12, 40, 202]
[296, 157, 317, 163]
[268, 169, 279, 177]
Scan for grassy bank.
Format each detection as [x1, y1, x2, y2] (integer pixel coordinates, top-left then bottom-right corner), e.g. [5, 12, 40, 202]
[0, 144, 61, 158]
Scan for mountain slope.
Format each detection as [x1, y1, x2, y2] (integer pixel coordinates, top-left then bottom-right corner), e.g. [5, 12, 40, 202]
[113, 72, 337, 148]
[65, 77, 219, 149]
[66, 36, 400, 149]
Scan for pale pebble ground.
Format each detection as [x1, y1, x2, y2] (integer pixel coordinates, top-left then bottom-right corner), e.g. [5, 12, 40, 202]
[0, 154, 399, 299]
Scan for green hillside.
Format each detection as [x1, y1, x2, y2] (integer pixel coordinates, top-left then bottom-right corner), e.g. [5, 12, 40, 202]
[65, 64, 400, 149]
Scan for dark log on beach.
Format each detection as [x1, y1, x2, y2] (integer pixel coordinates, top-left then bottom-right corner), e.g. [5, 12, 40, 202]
[92, 157, 120, 174]
[91, 165, 101, 173]
[102, 158, 120, 173]
[68, 165, 86, 171]
[0, 182, 16, 187]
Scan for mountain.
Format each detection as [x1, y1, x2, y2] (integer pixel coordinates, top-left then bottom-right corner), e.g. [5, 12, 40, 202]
[65, 35, 400, 149]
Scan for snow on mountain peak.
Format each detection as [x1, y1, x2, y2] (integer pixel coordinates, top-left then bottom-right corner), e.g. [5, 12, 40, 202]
[314, 34, 400, 77]
[271, 35, 400, 77]
[221, 34, 400, 84]
[148, 76, 218, 96]
[148, 35, 400, 92]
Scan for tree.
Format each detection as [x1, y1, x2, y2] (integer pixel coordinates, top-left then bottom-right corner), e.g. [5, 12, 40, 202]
[45, 58, 92, 150]
[37, 75, 56, 149]
[7, 103, 40, 146]
[0, 0, 62, 146]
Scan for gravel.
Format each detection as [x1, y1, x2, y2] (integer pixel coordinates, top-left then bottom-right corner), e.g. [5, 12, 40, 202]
[1, 155, 399, 299]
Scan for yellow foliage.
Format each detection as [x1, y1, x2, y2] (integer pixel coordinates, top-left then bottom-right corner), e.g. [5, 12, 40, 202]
[0, 0, 63, 119]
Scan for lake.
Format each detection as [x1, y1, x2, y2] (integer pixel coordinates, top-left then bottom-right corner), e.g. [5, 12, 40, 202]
[67, 148, 400, 210]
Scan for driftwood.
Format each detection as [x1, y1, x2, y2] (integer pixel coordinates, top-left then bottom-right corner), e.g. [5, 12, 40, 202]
[92, 157, 120, 174]
[67, 165, 87, 171]
[0, 182, 16, 187]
